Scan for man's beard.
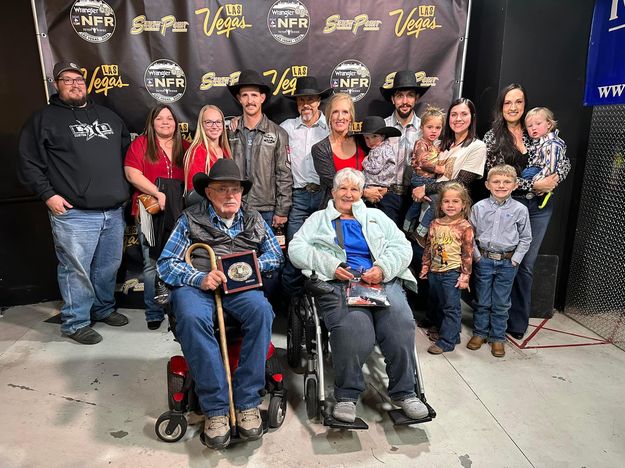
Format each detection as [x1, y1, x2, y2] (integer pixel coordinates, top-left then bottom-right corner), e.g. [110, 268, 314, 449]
[64, 95, 87, 107]
[396, 106, 414, 120]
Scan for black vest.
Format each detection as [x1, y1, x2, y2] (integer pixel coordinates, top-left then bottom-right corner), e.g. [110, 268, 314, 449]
[184, 199, 266, 272]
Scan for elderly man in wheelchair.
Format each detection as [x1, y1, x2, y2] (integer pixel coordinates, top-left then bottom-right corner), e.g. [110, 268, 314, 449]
[156, 159, 283, 449]
[288, 168, 429, 425]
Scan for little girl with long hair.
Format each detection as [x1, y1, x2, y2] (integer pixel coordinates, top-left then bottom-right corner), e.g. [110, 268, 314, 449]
[419, 182, 474, 354]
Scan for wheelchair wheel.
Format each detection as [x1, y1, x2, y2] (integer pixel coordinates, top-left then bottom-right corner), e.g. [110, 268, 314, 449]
[305, 378, 318, 420]
[155, 412, 187, 443]
[287, 304, 304, 368]
[268, 395, 287, 428]
[167, 360, 185, 411]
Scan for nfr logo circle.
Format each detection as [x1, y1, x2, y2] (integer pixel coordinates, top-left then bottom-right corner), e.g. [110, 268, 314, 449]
[330, 60, 371, 102]
[267, 0, 309, 45]
[144, 59, 186, 103]
[70, 0, 116, 43]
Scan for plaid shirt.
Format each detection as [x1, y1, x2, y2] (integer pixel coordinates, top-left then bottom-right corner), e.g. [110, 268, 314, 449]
[156, 204, 283, 288]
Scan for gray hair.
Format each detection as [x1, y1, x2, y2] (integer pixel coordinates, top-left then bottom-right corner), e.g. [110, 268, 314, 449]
[332, 168, 365, 192]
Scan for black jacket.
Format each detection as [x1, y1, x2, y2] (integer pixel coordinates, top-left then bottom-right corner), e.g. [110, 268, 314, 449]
[18, 94, 130, 209]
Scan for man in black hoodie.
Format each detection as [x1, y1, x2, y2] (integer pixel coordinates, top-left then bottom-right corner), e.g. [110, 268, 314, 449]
[18, 61, 131, 344]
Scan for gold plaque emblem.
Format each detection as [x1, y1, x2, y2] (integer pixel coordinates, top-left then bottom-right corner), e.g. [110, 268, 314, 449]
[227, 262, 253, 281]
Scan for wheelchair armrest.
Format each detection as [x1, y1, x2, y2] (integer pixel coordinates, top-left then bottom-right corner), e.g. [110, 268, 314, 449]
[304, 271, 335, 297]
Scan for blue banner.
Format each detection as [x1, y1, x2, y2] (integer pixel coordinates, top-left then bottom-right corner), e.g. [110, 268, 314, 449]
[585, 0, 625, 106]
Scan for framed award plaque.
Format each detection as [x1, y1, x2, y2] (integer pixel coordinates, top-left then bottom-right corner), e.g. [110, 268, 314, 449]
[217, 250, 263, 294]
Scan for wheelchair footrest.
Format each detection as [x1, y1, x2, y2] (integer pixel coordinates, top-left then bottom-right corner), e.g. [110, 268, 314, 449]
[323, 415, 369, 430]
[388, 408, 434, 426]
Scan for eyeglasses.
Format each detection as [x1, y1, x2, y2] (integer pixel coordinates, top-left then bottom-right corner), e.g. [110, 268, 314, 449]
[57, 77, 86, 86]
[202, 120, 223, 127]
[209, 186, 244, 195]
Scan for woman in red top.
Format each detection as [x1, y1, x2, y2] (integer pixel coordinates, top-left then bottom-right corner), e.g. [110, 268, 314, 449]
[183, 104, 231, 193]
[312, 93, 380, 208]
[124, 104, 188, 329]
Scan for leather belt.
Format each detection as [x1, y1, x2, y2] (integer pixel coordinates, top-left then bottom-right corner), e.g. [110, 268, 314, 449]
[479, 248, 514, 261]
[295, 183, 321, 193]
[388, 184, 408, 195]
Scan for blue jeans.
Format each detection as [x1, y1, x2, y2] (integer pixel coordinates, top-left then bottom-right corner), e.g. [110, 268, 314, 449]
[170, 286, 273, 416]
[137, 223, 163, 322]
[508, 196, 554, 334]
[428, 269, 461, 351]
[375, 191, 407, 228]
[473, 257, 518, 342]
[282, 188, 323, 296]
[315, 280, 416, 402]
[49, 207, 125, 335]
[405, 175, 435, 223]
[259, 211, 274, 227]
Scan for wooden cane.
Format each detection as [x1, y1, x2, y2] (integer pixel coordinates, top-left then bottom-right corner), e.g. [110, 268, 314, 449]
[185, 243, 236, 428]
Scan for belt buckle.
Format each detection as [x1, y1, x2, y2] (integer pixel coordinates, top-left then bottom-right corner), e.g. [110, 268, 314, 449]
[305, 183, 319, 193]
[487, 251, 503, 261]
[525, 192, 535, 200]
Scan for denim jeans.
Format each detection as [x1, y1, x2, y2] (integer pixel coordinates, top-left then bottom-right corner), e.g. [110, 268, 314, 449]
[428, 269, 461, 351]
[508, 196, 554, 334]
[405, 175, 435, 223]
[258, 210, 274, 227]
[282, 189, 323, 296]
[473, 257, 518, 342]
[315, 280, 416, 402]
[49, 207, 125, 335]
[375, 191, 409, 228]
[137, 223, 163, 322]
[170, 286, 273, 416]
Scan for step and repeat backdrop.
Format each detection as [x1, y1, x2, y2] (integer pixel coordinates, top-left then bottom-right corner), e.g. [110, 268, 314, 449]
[32, 0, 469, 301]
[34, 0, 469, 133]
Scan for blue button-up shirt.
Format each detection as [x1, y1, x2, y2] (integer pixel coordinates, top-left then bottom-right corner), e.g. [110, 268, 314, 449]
[385, 111, 422, 185]
[469, 195, 532, 265]
[157, 204, 283, 288]
[280, 113, 328, 188]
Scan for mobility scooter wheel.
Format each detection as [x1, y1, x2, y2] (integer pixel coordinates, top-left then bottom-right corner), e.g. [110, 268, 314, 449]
[305, 378, 318, 420]
[287, 304, 304, 368]
[268, 395, 287, 428]
[155, 412, 187, 443]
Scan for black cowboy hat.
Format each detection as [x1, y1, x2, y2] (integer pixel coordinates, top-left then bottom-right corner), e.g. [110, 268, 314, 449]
[192, 158, 252, 198]
[283, 76, 332, 100]
[379, 70, 429, 101]
[354, 116, 401, 138]
[227, 69, 271, 99]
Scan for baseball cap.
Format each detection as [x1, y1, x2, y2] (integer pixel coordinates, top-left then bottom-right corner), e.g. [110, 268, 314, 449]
[53, 61, 83, 79]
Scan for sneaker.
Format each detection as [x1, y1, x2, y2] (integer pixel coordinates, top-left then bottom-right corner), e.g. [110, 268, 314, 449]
[67, 326, 102, 345]
[147, 320, 163, 330]
[427, 344, 444, 355]
[393, 396, 429, 420]
[236, 407, 262, 440]
[97, 311, 129, 327]
[467, 336, 486, 350]
[332, 401, 356, 423]
[203, 415, 230, 449]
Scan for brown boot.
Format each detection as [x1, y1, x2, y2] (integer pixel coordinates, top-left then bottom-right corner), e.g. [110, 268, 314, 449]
[491, 342, 505, 358]
[467, 336, 486, 350]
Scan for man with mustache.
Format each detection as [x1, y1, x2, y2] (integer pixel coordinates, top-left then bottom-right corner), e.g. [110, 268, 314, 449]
[17, 61, 130, 345]
[379, 70, 430, 227]
[228, 70, 292, 229]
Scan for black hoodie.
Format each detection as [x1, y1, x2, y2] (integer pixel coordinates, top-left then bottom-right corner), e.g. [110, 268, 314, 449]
[18, 94, 130, 209]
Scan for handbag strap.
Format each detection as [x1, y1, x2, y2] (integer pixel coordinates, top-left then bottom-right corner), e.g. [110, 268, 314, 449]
[333, 218, 344, 249]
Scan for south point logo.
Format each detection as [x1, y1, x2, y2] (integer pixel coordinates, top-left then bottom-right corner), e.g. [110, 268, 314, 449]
[267, 0, 309, 45]
[381, 71, 439, 91]
[70, 0, 116, 43]
[195, 3, 251, 38]
[323, 14, 382, 34]
[389, 5, 442, 39]
[130, 14, 189, 35]
[330, 60, 371, 102]
[200, 71, 241, 91]
[144, 59, 186, 103]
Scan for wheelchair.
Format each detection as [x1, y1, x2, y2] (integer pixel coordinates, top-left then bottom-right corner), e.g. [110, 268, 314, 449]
[154, 243, 287, 444]
[286, 271, 437, 430]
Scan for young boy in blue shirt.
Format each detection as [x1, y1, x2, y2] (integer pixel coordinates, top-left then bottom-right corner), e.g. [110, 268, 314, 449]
[468, 165, 532, 357]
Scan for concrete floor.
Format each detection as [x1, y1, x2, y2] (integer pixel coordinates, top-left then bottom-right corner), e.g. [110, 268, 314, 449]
[1, 302, 624, 468]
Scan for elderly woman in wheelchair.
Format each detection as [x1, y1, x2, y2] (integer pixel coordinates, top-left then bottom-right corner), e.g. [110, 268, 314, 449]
[288, 168, 429, 424]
